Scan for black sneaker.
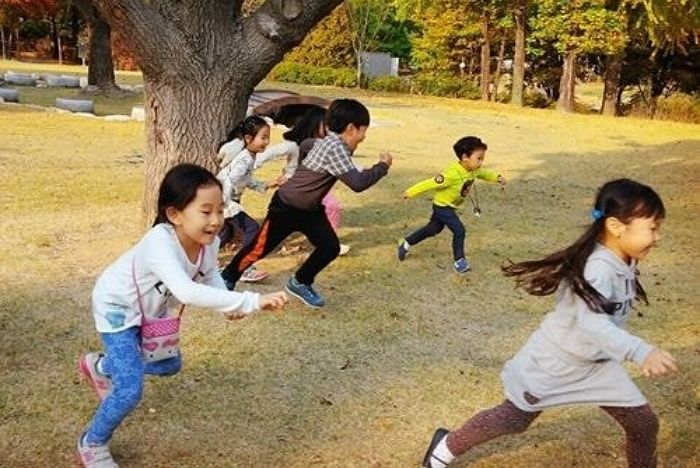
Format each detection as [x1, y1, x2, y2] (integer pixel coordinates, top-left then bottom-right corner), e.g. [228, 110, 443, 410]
[421, 427, 450, 467]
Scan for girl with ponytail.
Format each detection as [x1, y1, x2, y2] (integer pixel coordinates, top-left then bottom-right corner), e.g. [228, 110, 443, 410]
[422, 178, 678, 468]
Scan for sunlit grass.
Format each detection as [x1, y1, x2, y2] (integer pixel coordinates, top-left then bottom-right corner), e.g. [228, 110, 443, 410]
[0, 81, 698, 467]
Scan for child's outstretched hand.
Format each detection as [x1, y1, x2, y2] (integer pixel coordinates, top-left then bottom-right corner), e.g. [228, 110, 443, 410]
[259, 291, 289, 310]
[641, 348, 678, 378]
[379, 151, 393, 167]
[497, 175, 507, 186]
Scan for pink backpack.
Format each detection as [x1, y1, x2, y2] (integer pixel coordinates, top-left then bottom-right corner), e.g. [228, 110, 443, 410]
[132, 248, 203, 362]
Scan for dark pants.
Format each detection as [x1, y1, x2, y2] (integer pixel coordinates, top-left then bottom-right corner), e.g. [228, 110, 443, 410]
[446, 400, 658, 467]
[219, 211, 260, 251]
[221, 192, 340, 287]
[405, 204, 466, 260]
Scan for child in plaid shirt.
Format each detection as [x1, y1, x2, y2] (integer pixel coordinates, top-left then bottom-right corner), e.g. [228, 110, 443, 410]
[221, 99, 393, 308]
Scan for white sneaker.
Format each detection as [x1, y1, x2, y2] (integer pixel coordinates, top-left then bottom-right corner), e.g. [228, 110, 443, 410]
[77, 433, 119, 467]
[239, 266, 269, 283]
[338, 244, 351, 256]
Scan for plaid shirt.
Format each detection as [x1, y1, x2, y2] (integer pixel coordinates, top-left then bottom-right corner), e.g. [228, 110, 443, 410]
[302, 132, 355, 176]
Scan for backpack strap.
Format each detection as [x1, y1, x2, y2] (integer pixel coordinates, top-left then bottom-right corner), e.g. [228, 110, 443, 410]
[131, 246, 205, 322]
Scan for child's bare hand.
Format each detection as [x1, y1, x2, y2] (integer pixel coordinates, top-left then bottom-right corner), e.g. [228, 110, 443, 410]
[403, 192, 410, 200]
[276, 174, 289, 186]
[379, 152, 393, 167]
[266, 180, 279, 189]
[497, 175, 507, 186]
[641, 348, 678, 378]
[260, 291, 288, 310]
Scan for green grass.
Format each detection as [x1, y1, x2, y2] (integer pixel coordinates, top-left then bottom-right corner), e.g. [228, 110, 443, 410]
[1, 81, 699, 467]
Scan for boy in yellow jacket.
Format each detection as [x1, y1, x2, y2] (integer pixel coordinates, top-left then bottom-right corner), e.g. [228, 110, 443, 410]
[399, 136, 506, 272]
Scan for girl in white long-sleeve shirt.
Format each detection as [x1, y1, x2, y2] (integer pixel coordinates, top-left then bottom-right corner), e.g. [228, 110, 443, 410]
[76, 164, 287, 467]
[422, 179, 678, 468]
[217, 116, 274, 284]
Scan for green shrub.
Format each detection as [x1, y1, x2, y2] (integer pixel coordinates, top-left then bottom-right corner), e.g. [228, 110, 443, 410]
[268, 62, 356, 88]
[655, 93, 700, 124]
[410, 73, 480, 99]
[367, 76, 410, 93]
[523, 89, 551, 108]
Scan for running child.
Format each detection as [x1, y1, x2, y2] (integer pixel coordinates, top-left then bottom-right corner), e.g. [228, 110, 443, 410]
[421, 178, 678, 468]
[217, 116, 275, 284]
[221, 99, 393, 308]
[399, 136, 505, 273]
[76, 164, 287, 467]
[254, 107, 350, 255]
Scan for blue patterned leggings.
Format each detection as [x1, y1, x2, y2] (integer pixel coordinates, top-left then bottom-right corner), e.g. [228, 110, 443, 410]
[85, 327, 182, 445]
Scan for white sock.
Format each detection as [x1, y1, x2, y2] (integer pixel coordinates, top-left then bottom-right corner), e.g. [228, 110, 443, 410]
[96, 355, 107, 376]
[430, 435, 454, 467]
[403, 240, 411, 250]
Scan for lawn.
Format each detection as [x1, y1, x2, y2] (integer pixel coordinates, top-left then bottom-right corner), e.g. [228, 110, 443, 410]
[0, 72, 698, 467]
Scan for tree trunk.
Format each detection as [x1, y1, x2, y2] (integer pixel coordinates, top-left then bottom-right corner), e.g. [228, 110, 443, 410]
[480, 11, 491, 101]
[510, 0, 526, 106]
[87, 20, 117, 90]
[142, 77, 250, 224]
[93, 0, 344, 224]
[601, 52, 623, 116]
[492, 38, 505, 102]
[51, 18, 60, 61]
[75, 0, 118, 92]
[356, 50, 363, 89]
[1, 27, 6, 60]
[556, 51, 576, 112]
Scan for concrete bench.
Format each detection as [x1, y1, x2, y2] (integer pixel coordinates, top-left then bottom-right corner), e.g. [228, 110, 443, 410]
[0, 88, 19, 102]
[55, 98, 95, 113]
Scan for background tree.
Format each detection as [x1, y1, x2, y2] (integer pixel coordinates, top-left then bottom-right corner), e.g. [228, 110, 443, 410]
[530, 0, 627, 112]
[510, 0, 527, 106]
[285, 8, 354, 67]
[344, 0, 393, 88]
[74, 0, 117, 92]
[90, 0, 345, 223]
[601, 0, 700, 116]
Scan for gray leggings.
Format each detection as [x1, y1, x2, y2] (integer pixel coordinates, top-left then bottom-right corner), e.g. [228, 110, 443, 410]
[446, 400, 658, 468]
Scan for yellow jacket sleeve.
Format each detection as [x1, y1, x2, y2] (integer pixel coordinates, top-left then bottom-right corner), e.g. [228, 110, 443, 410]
[405, 171, 460, 198]
[474, 168, 500, 182]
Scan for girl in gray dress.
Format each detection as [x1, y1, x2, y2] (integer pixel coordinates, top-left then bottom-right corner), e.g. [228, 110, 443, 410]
[422, 178, 678, 468]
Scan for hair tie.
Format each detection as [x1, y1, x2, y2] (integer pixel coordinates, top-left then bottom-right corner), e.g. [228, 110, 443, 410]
[591, 209, 604, 221]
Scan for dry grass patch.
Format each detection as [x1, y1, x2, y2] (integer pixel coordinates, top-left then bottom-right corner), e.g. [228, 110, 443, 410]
[1, 90, 698, 467]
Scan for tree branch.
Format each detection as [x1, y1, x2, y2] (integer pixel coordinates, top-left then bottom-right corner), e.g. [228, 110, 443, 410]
[91, 0, 196, 77]
[241, 0, 345, 82]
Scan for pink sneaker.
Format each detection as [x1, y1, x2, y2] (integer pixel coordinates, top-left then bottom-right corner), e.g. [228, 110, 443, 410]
[77, 433, 119, 467]
[239, 266, 269, 283]
[77, 353, 112, 401]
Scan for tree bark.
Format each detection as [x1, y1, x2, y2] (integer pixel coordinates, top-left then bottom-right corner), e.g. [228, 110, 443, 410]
[92, 0, 344, 224]
[1, 27, 6, 60]
[75, 0, 118, 91]
[480, 11, 491, 101]
[556, 51, 576, 112]
[601, 52, 623, 116]
[87, 20, 117, 90]
[510, 0, 526, 106]
[492, 38, 505, 101]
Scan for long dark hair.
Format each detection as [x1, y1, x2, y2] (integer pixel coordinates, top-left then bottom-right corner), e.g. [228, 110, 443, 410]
[219, 115, 269, 151]
[153, 164, 222, 226]
[283, 107, 326, 145]
[502, 178, 665, 313]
